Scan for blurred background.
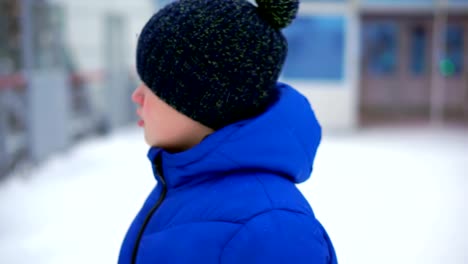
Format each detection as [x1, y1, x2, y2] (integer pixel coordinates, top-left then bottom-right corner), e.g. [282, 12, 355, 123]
[0, 0, 152, 176]
[0, 0, 467, 263]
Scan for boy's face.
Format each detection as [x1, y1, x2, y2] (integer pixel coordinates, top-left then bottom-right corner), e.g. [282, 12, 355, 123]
[131, 83, 214, 152]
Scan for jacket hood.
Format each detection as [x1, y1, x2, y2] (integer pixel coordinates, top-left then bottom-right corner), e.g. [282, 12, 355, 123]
[147, 82, 322, 189]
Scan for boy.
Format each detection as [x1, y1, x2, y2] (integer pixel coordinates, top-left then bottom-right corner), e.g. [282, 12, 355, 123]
[118, 0, 337, 263]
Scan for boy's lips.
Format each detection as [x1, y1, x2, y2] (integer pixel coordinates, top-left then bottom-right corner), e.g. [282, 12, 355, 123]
[136, 109, 144, 127]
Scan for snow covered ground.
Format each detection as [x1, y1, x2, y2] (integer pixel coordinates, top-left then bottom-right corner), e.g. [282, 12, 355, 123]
[0, 125, 467, 264]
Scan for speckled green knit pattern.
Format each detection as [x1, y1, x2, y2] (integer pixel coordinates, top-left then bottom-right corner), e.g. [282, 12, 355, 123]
[137, 0, 299, 129]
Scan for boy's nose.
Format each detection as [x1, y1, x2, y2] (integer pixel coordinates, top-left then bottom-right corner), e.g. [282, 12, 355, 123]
[131, 85, 144, 105]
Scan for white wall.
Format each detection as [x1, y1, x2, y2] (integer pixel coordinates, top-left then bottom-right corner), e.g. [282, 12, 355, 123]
[287, 81, 358, 130]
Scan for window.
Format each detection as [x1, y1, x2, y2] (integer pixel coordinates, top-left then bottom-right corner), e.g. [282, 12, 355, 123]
[363, 22, 398, 75]
[442, 24, 464, 76]
[410, 25, 427, 75]
[282, 16, 345, 80]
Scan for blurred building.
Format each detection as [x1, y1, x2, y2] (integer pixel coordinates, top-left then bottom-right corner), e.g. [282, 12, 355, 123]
[0, 0, 155, 176]
[280, 0, 468, 129]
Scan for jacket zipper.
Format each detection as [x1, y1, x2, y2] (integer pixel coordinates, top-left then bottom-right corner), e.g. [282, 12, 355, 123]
[131, 157, 167, 264]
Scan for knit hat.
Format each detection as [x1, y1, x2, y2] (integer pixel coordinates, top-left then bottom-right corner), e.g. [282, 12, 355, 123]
[136, 0, 299, 130]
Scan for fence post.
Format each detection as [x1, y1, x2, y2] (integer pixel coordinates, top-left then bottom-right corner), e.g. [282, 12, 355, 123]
[21, 0, 71, 163]
[104, 14, 133, 130]
[0, 91, 7, 177]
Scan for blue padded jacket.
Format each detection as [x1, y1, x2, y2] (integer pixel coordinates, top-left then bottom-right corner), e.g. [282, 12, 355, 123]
[118, 83, 337, 264]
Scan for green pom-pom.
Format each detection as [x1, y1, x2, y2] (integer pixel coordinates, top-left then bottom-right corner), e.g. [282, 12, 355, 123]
[255, 0, 299, 29]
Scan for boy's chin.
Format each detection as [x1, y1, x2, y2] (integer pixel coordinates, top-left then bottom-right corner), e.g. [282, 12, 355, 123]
[143, 133, 157, 147]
